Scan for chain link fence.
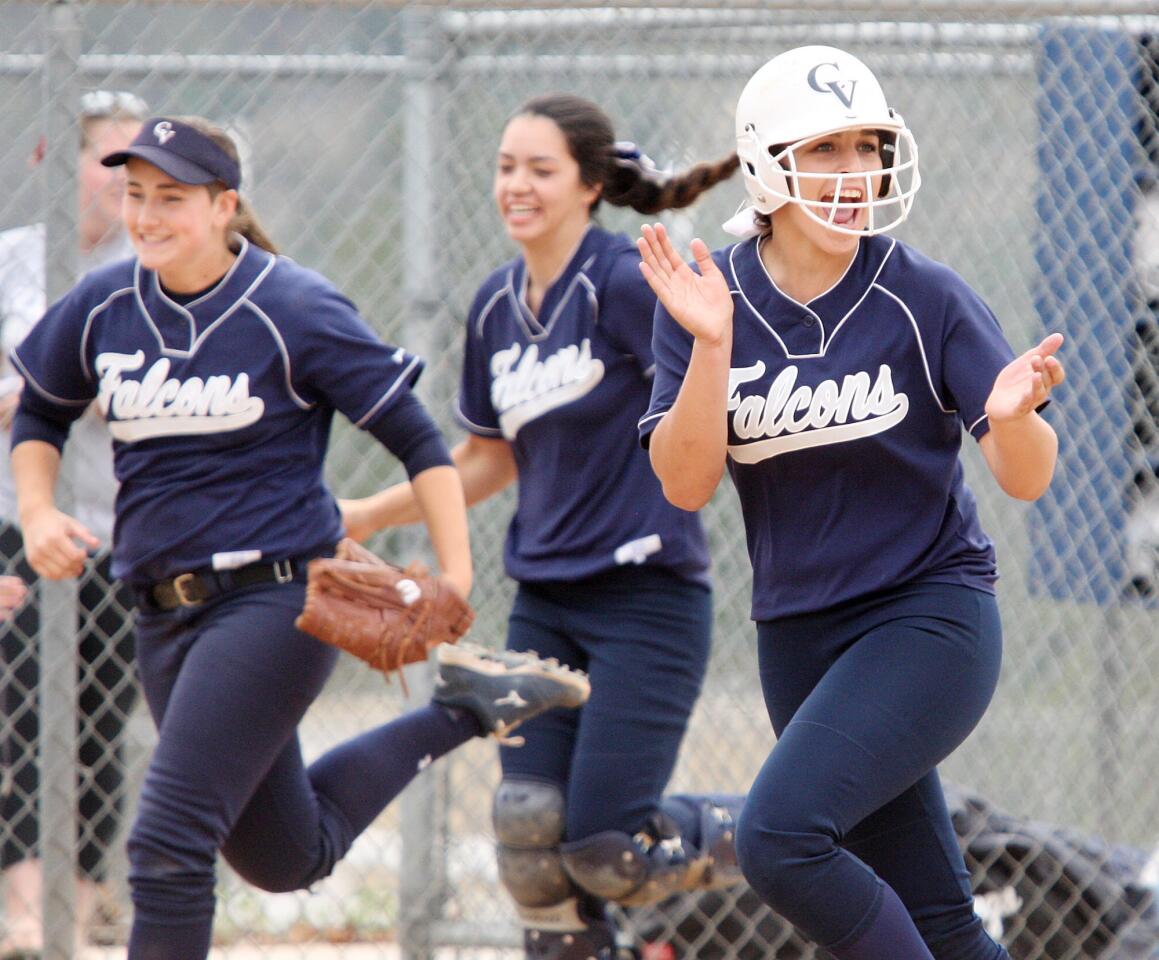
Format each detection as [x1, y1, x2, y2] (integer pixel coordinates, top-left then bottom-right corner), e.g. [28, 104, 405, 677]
[0, 1, 1158, 958]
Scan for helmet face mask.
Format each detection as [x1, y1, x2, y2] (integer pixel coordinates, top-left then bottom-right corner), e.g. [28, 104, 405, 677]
[735, 46, 921, 237]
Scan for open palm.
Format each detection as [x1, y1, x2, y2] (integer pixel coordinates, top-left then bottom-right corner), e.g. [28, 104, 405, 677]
[985, 332, 1066, 423]
[637, 223, 733, 344]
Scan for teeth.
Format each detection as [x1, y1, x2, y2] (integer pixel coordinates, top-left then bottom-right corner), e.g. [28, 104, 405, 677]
[821, 193, 863, 204]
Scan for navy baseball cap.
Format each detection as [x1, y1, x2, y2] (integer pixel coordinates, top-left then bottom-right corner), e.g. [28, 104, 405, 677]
[101, 117, 241, 190]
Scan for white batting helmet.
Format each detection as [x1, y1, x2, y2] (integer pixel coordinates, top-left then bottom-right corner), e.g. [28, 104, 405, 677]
[735, 45, 921, 236]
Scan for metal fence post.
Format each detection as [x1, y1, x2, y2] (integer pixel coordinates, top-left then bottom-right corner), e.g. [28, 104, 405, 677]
[399, 8, 451, 960]
[40, 4, 82, 957]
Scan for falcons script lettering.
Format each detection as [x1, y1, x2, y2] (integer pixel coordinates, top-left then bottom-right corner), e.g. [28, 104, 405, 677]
[96, 350, 265, 442]
[490, 338, 605, 439]
[727, 362, 909, 463]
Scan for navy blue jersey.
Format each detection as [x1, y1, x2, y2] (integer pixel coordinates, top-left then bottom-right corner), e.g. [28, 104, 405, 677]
[640, 234, 1014, 620]
[457, 226, 709, 585]
[13, 239, 424, 587]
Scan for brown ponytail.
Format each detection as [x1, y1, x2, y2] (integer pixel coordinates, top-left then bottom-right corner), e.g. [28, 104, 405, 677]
[228, 195, 279, 255]
[513, 93, 738, 216]
[602, 151, 741, 215]
[175, 115, 280, 254]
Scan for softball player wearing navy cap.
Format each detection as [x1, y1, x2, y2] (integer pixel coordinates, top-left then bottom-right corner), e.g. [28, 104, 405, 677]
[9, 115, 587, 960]
[341, 94, 742, 959]
[637, 47, 1065, 960]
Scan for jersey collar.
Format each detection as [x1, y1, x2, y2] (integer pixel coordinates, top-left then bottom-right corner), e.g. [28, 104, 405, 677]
[134, 237, 278, 356]
[508, 224, 600, 340]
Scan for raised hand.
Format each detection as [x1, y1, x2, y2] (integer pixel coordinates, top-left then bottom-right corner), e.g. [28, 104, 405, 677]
[985, 332, 1066, 424]
[637, 223, 734, 345]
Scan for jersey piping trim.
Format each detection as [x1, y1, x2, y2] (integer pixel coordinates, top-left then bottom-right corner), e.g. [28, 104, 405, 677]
[454, 405, 503, 437]
[473, 285, 509, 339]
[176, 235, 250, 309]
[638, 409, 666, 431]
[755, 233, 857, 308]
[820, 238, 897, 353]
[188, 257, 278, 355]
[151, 235, 252, 315]
[872, 281, 955, 415]
[138, 255, 279, 359]
[136, 261, 195, 352]
[967, 412, 989, 436]
[79, 287, 136, 382]
[509, 269, 591, 343]
[246, 300, 314, 410]
[512, 268, 546, 338]
[355, 355, 423, 428]
[730, 237, 900, 361]
[577, 267, 599, 329]
[729, 245, 791, 357]
[505, 231, 597, 343]
[10, 353, 91, 406]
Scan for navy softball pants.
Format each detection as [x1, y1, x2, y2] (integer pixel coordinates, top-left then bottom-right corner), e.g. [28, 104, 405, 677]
[735, 582, 1010, 960]
[126, 581, 480, 960]
[499, 565, 712, 844]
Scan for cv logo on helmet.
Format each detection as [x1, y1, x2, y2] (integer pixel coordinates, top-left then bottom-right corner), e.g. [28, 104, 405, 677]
[807, 62, 857, 109]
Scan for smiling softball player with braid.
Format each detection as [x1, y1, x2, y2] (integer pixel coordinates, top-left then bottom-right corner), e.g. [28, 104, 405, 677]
[341, 93, 744, 960]
[8, 115, 588, 960]
[637, 47, 1065, 960]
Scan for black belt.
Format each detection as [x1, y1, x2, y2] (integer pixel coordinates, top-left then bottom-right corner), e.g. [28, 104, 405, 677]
[144, 558, 305, 611]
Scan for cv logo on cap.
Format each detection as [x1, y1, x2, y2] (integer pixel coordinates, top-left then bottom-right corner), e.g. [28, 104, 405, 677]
[153, 121, 175, 145]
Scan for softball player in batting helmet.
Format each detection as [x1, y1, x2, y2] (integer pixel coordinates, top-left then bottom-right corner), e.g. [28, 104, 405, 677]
[637, 46, 1065, 960]
[341, 93, 744, 959]
[9, 114, 587, 959]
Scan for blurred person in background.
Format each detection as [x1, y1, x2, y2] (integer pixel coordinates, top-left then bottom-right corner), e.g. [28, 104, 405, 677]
[0, 89, 147, 959]
[340, 93, 744, 960]
[636, 45, 1064, 960]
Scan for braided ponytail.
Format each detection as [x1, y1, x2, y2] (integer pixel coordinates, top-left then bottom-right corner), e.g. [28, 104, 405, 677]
[514, 94, 737, 216]
[603, 143, 740, 214]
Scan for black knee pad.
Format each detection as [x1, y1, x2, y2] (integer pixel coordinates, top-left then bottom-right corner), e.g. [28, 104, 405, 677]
[493, 778, 574, 909]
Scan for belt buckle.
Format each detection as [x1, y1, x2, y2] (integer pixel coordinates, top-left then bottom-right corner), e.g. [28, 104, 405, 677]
[272, 559, 294, 584]
[172, 572, 204, 606]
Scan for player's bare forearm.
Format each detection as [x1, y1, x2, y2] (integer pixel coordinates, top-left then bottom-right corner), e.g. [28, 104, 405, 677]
[979, 332, 1064, 500]
[12, 439, 62, 523]
[12, 439, 99, 578]
[979, 414, 1059, 501]
[454, 435, 517, 506]
[649, 337, 731, 511]
[339, 435, 516, 543]
[412, 464, 473, 598]
[339, 484, 423, 541]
